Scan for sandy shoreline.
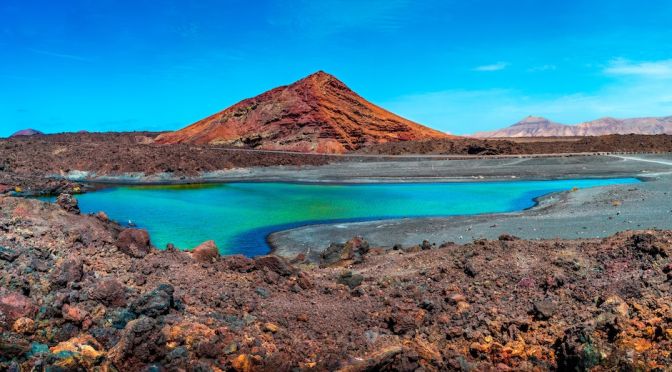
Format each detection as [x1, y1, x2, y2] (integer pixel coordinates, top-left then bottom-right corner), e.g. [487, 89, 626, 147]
[56, 153, 671, 185]
[47, 153, 672, 261]
[267, 154, 672, 259]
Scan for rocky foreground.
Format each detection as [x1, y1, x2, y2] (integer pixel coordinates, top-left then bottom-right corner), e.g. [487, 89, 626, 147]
[1, 195, 672, 371]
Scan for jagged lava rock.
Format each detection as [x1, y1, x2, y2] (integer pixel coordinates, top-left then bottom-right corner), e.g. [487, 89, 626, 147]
[129, 284, 175, 318]
[56, 193, 80, 214]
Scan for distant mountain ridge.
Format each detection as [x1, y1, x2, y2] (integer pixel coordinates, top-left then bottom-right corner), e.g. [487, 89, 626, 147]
[156, 71, 451, 153]
[473, 115, 672, 137]
[10, 128, 45, 137]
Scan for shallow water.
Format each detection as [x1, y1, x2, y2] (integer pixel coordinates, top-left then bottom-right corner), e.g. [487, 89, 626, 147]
[60, 178, 639, 256]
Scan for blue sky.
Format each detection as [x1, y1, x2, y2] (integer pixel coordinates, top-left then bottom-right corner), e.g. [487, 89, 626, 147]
[2, 0, 671, 136]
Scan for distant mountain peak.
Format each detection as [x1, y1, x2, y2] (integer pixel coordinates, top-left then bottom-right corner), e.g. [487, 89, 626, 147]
[510, 116, 561, 128]
[10, 128, 44, 137]
[156, 72, 450, 153]
[473, 114, 672, 138]
[303, 70, 336, 81]
[517, 115, 551, 124]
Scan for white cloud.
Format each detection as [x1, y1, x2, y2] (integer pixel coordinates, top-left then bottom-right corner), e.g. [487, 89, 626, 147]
[604, 58, 672, 78]
[473, 62, 509, 72]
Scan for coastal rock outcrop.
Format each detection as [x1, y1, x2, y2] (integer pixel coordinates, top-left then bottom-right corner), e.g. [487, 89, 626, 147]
[56, 193, 80, 214]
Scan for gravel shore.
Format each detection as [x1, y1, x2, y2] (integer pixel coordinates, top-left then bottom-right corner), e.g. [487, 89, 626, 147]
[269, 154, 672, 259]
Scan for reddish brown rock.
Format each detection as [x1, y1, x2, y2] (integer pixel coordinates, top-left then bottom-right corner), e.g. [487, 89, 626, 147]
[62, 304, 89, 324]
[156, 71, 451, 153]
[191, 240, 220, 263]
[51, 257, 84, 287]
[89, 277, 126, 307]
[0, 292, 37, 325]
[254, 255, 294, 276]
[115, 229, 151, 258]
[223, 254, 256, 273]
[0, 184, 12, 194]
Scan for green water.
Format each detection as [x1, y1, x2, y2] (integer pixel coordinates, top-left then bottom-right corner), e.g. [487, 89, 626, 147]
[65, 178, 638, 256]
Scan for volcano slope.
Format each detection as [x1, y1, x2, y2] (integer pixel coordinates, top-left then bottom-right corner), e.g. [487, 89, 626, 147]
[155, 71, 450, 153]
[1, 195, 671, 370]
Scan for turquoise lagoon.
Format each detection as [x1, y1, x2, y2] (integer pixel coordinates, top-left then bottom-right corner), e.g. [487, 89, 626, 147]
[64, 178, 638, 256]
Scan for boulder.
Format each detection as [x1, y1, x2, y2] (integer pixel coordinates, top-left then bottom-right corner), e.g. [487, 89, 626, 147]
[628, 232, 667, 257]
[12, 317, 36, 334]
[130, 284, 174, 318]
[89, 277, 127, 307]
[0, 246, 19, 262]
[463, 262, 478, 278]
[191, 240, 220, 263]
[554, 326, 603, 370]
[320, 236, 370, 267]
[116, 229, 151, 258]
[338, 271, 364, 289]
[232, 354, 255, 372]
[56, 193, 80, 214]
[62, 304, 89, 324]
[0, 291, 37, 325]
[51, 257, 84, 287]
[108, 316, 166, 367]
[533, 300, 556, 320]
[387, 305, 426, 335]
[254, 255, 294, 276]
[498, 234, 520, 241]
[48, 335, 105, 370]
[224, 255, 256, 273]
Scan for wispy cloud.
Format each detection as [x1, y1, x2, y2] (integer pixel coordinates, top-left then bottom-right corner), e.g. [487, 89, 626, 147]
[473, 62, 508, 72]
[604, 58, 672, 78]
[27, 48, 91, 62]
